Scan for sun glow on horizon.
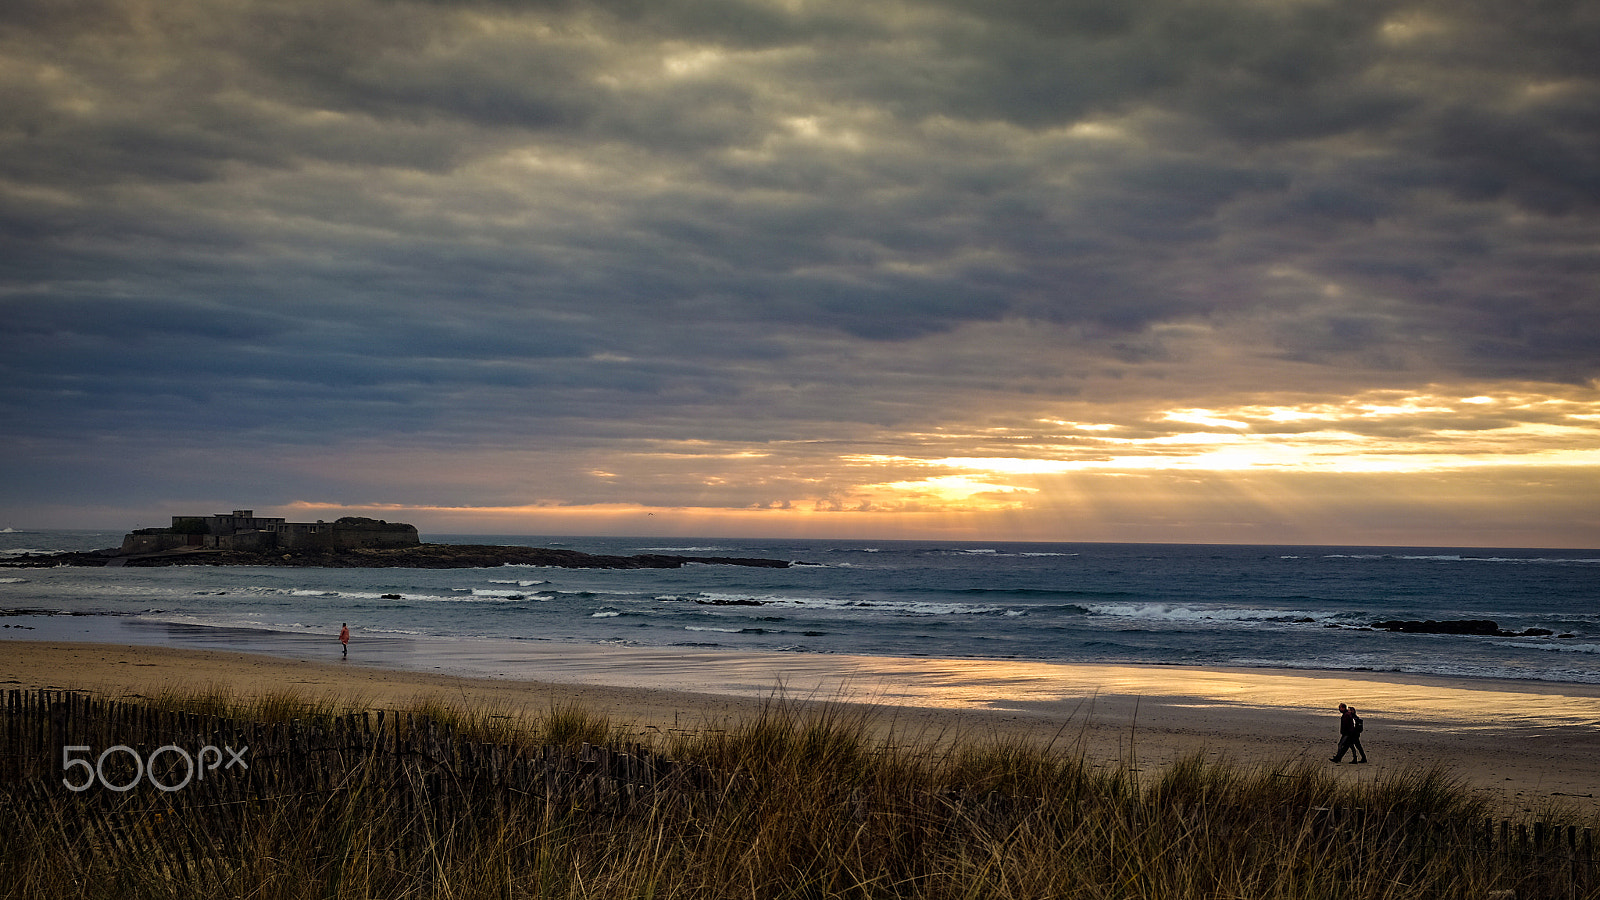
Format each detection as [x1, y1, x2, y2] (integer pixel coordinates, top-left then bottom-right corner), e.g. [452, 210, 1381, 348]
[268, 383, 1600, 546]
[849, 388, 1600, 479]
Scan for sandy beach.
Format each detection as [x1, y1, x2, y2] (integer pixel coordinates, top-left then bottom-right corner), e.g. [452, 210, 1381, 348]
[3, 635, 1598, 818]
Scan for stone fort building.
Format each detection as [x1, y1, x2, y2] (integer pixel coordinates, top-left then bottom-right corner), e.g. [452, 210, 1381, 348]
[121, 509, 420, 554]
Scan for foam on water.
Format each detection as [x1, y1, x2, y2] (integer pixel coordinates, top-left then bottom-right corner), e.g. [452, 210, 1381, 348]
[3, 532, 1597, 684]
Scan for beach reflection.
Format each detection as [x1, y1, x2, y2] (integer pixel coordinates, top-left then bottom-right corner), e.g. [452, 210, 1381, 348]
[6, 614, 1599, 730]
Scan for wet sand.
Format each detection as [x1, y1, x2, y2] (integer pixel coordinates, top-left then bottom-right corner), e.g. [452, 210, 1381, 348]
[2, 634, 1598, 817]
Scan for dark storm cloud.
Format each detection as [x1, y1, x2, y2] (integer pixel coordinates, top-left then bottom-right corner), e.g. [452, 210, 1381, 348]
[2, 0, 1598, 520]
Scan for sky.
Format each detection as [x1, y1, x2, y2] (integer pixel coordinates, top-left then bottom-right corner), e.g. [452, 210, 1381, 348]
[2, 0, 1599, 547]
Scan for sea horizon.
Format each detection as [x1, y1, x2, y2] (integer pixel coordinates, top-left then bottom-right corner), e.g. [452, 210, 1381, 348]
[3, 526, 1600, 553]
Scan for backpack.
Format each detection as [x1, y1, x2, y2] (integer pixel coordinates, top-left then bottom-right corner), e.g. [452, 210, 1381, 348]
[1353, 714, 1363, 734]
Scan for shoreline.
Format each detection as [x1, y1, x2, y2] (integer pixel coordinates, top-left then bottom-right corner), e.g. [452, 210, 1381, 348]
[3, 634, 1599, 818]
[8, 612, 1600, 724]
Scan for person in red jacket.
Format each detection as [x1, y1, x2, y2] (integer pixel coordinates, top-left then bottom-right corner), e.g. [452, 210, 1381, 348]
[339, 623, 349, 658]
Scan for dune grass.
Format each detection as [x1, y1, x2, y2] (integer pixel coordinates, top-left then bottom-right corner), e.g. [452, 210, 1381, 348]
[2, 687, 1592, 899]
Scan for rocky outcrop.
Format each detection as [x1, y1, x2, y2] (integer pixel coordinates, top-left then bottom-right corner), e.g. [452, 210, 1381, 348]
[1, 543, 790, 570]
[1368, 619, 1554, 637]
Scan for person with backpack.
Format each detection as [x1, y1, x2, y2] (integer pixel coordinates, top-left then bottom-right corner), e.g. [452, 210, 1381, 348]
[1331, 702, 1367, 763]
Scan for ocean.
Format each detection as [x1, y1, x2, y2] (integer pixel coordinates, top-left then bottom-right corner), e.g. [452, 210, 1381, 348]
[2, 530, 1597, 687]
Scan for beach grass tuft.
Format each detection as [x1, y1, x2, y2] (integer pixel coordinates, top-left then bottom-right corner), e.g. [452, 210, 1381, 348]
[3, 689, 1593, 899]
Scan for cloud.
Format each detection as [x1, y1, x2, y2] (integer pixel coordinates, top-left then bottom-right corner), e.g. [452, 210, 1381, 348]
[1, 0, 1597, 542]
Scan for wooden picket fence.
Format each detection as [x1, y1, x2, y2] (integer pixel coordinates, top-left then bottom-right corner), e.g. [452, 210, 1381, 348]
[2, 689, 1597, 897]
[1, 688, 711, 807]
[1, 689, 728, 880]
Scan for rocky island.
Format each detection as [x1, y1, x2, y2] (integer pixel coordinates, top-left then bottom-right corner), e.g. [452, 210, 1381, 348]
[2, 544, 791, 570]
[1, 508, 792, 570]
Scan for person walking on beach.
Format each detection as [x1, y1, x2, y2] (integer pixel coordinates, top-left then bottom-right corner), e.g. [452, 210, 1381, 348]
[1331, 702, 1366, 763]
[340, 623, 349, 658]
